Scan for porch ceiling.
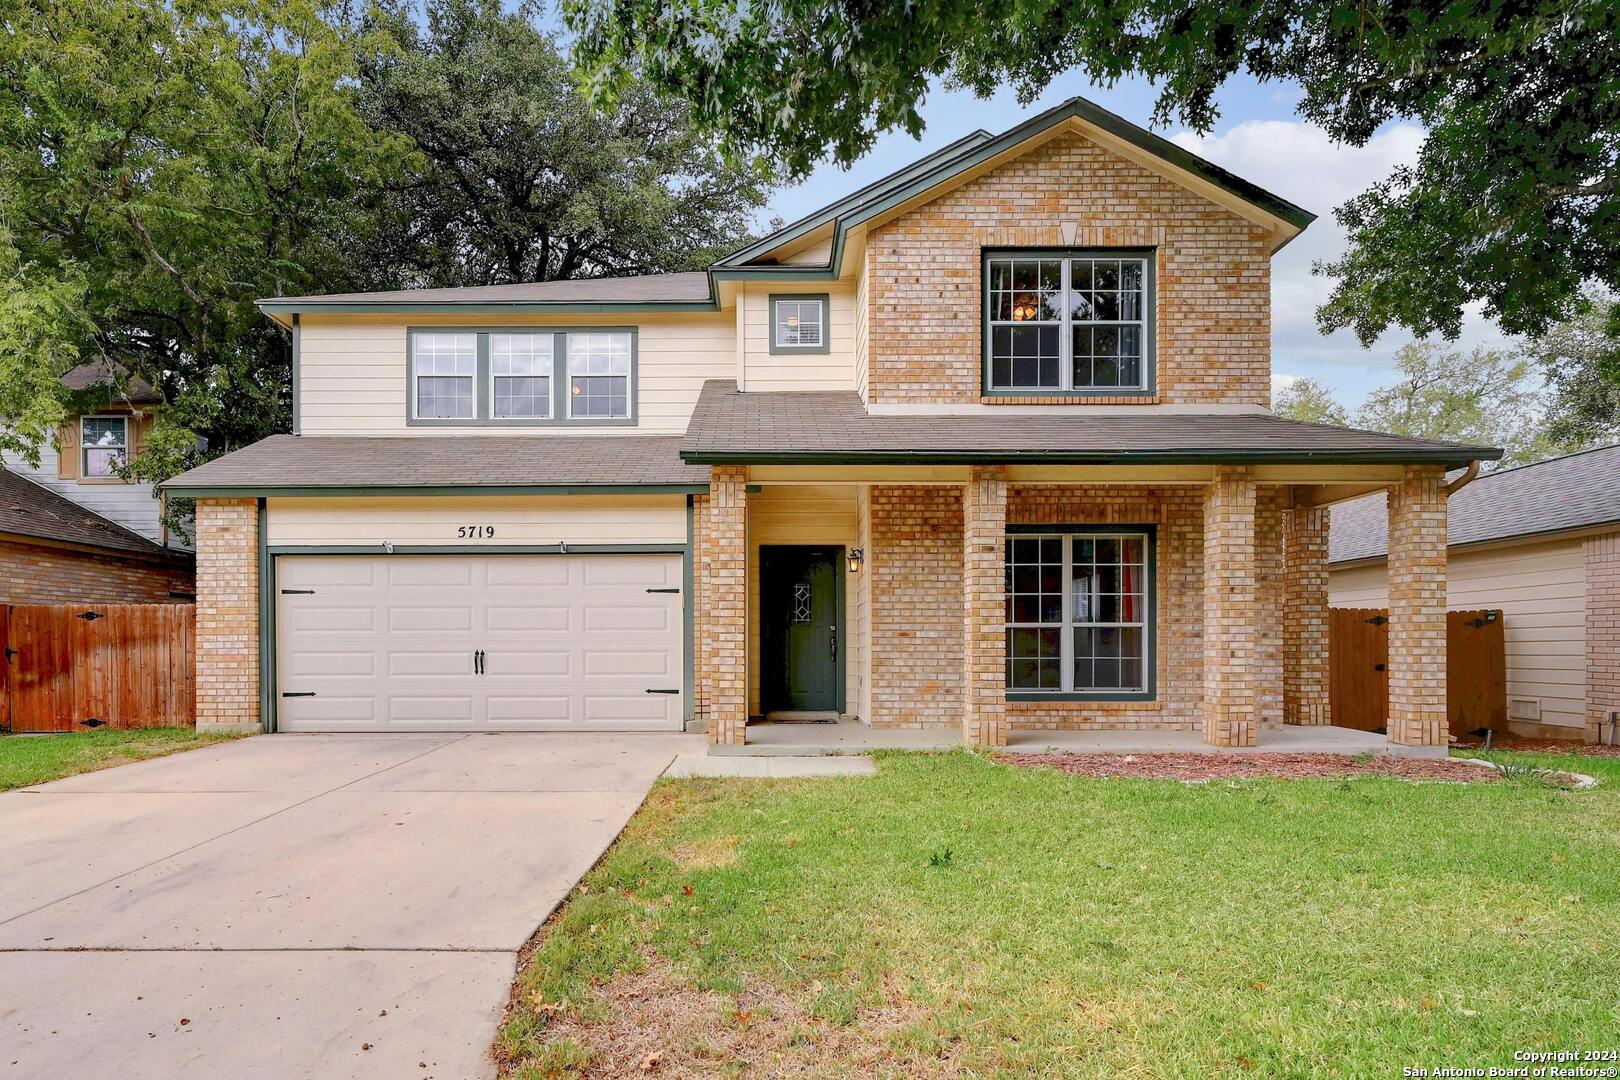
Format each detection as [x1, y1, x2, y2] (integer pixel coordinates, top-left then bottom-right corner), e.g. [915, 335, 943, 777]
[681, 381, 1500, 469]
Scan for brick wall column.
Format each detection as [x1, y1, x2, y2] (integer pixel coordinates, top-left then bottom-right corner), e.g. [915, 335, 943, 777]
[195, 498, 261, 734]
[1584, 533, 1620, 744]
[1203, 467, 1258, 747]
[705, 467, 748, 745]
[962, 467, 1008, 747]
[1387, 466, 1449, 746]
[1282, 504, 1331, 726]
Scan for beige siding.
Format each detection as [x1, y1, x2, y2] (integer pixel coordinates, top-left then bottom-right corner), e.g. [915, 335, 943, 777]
[853, 253, 870, 401]
[738, 283, 858, 392]
[745, 485, 861, 716]
[1329, 536, 1588, 731]
[266, 495, 687, 547]
[297, 312, 734, 437]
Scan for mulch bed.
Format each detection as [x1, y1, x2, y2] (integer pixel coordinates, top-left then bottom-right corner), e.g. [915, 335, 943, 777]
[1451, 733, 1620, 758]
[997, 751, 1499, 783]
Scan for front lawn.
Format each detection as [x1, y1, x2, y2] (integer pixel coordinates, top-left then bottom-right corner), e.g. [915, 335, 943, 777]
[0, 727, 247, 791]
[498, 749, 1620, 1078]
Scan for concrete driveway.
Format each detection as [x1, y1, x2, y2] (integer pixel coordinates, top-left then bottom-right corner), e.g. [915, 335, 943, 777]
[0, 732, 699, 1080]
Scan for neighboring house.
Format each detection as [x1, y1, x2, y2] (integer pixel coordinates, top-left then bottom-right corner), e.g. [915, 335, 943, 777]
[4, 361, 188, 551]
[1329, 446, 1620, 744]
[0, 467, 194, 604]
[163, 97, 1498, 749]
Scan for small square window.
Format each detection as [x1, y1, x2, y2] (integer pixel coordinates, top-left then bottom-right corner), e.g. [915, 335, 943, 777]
[771, 296, 828, 352]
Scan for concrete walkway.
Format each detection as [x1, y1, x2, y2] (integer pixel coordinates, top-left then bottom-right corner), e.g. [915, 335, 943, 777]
[0, 732, 699, 1080]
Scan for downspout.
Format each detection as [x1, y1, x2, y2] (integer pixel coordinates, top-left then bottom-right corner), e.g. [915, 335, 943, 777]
[1445, 460, 1481, 496]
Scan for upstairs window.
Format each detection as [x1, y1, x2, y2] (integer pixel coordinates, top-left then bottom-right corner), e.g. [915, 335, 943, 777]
[984, 251, 1154, 394]
[770, 294, 829, 354]
[80, 416, 129, 478]
[412, 333, 477, 419]
[408, 328, 635, 425]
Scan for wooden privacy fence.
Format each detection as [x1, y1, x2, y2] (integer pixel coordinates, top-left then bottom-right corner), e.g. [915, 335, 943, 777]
[0, 604, 196, 732]
[1330, 607, 1507, 736]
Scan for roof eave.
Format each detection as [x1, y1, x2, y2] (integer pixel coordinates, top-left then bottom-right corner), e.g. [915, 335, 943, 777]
[680, 447, 1499, 467]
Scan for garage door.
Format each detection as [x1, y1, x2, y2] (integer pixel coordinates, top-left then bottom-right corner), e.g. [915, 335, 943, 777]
[275, 554, 684, 732]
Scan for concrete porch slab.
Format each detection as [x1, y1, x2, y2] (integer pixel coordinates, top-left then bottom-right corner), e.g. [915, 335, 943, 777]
[715, 719, 957, 756]
[1004, 725, 1449, 758]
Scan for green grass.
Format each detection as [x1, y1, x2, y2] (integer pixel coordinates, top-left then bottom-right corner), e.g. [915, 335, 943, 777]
[499, 749, 1620, 1078]
[0, 727, 247, 791]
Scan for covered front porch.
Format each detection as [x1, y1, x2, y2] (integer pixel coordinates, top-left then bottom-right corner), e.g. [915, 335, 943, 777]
[690, 460, 1456, 753]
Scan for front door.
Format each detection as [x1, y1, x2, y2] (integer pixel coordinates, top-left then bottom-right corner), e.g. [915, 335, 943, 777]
[760, 546, 842, 713]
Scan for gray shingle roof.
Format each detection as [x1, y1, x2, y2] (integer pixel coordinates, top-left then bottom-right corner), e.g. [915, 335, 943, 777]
[680, 381, 1500, 466]
[161, 435, 709, 493]
[262, 272, 713, 308]
[1329, 444, 1620, 564]
[0, 468, 186, 560]
[61, 359, 163, 404]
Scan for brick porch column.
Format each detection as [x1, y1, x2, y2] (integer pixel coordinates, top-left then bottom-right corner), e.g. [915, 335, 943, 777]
[1387, 466, 1449, 747]
[705, 466, 748, 745]
[195, 498, 262, 734]
[962, 466, 1008, 747]
[1203, 467, 1258, 747]
[1282, 505, 1331, 726]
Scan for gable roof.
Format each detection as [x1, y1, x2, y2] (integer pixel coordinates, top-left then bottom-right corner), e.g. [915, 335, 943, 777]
[1329, 444, 1620, 564]
[681, 381, 1496, 467]
[0, 468, 187, 561]
[256, 96, 1314, 320]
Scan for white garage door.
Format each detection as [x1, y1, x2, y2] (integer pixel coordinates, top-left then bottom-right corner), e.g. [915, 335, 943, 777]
[275, 554, 684, 732]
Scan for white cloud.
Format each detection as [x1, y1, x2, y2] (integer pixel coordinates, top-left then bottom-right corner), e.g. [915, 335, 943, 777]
[1172, 121, 1509, 405]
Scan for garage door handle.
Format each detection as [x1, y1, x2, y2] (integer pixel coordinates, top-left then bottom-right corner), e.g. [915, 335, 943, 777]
[474, 650, 484, 675]
[645, 688, 679, 695]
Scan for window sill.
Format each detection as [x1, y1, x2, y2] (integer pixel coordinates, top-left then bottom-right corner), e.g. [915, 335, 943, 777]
[981, 393, 1160, 405]
[1006, 692, 1157, 703]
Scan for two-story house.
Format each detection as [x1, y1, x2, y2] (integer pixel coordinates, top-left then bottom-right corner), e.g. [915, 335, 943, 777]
[163, 98, 1498, 749]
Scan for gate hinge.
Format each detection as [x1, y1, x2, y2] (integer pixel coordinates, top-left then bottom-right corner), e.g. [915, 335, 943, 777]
[645, 688, 680, 695]
[77, 610, 103, 621]
[280, 589, 316, 595]
[1365, 614, 1388, 626]
[281, 691, 317, 698]
[645, 587, 680, 594]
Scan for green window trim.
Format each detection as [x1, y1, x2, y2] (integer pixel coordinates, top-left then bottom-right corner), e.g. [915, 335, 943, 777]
[767, 293, 831, 355]
[981, 248, 1157, 398]
[405, 326, 638, 427]
[1004, 522, 1157, 702]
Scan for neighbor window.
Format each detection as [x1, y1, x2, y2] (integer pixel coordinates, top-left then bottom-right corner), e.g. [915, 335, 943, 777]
[490, 333, 552, 419]
[567, 332, 631, 419]
[412, 333, 476, 418]
[770, 295, 828, 352]
[985, 251, 1152, 393]
[1005, 530, 1152, 695]
[409, 328, 635, 424]
[80, 416, 129, 478]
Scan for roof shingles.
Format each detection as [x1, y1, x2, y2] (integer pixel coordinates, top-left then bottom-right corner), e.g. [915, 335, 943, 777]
[0, 469, 185, 560]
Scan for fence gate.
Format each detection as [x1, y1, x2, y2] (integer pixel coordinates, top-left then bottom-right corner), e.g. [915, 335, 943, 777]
[1329, 607, 1506, 736]
[0, 604, 196, 732]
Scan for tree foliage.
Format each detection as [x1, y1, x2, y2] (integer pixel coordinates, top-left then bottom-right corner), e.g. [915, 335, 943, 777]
[348, 0, 769, 288]
[1273, 377, 1348, 427]
[1523, 289, 1620, 450]
[562, 0, 1620, 343]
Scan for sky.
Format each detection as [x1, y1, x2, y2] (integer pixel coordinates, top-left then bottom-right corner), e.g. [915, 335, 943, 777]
[756, 71, 1511, 408]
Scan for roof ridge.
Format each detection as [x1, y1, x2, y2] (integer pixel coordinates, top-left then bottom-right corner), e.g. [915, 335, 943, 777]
[1456, 441, 1620, 483]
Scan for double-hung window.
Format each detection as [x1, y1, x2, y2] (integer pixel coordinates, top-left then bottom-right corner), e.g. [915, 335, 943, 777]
[409, 329, 635, 424]
[984, 250, 1154, 394]
[80, 416, 129, 478]
[1005, 529, 1153, 697]
[412, 333, 477, 419]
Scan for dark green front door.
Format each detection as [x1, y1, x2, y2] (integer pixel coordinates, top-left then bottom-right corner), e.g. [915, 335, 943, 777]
[761, 546, 842, 712]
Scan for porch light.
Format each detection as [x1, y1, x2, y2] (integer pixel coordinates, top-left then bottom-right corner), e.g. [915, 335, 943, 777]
[847, 548, 864, 573]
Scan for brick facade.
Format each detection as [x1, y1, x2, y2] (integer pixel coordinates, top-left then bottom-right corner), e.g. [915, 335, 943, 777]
[0, 538, 192, 604]
[1282, 506, 1332, 726]
[1386, 467, 1449, 746]
[865, 130, 1272, 406]
[194, 499, 261, 734]
[1202, 468, 1259, 747]
[702, 468, 747, 745]
[867, 485, 965, 728]
[1585, 531, 1620, 744]
[962, 468, 1008, 746]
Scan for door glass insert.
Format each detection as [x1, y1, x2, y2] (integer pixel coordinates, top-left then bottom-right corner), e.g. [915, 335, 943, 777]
[792, 583, 812, 624]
